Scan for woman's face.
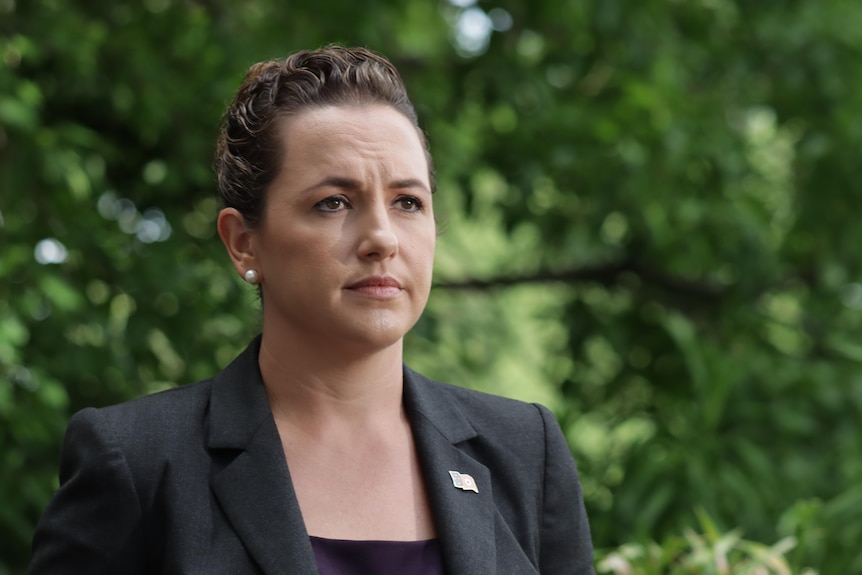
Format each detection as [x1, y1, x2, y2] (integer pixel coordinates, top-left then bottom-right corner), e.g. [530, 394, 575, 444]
[250, 105, 436, 351]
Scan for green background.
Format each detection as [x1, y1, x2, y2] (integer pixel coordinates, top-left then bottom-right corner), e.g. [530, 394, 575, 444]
[2, 0, 861, 573]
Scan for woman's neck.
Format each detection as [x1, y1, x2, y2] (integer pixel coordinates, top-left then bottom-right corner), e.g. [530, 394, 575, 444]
[257, 327, 406, 432]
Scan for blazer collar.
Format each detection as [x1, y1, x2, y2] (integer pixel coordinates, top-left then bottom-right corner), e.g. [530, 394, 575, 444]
[403, 367, 497, 575]
[204, 337, 498, 575]
[207, 337, 319, 575]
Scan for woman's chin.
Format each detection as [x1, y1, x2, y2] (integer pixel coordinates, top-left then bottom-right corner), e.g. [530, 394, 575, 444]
[340, 320, 412, 351]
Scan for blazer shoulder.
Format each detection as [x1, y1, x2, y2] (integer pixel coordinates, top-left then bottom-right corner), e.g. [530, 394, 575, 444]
[404, 367, 553, 447]
[434, 378, 544, 417]
[67, 378, 215, 454]
[80, 376, 213, 419]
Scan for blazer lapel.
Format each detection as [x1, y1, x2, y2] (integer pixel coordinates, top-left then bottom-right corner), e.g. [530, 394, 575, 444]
[207, 338, 318, 575]
[404, 368, 497, 575]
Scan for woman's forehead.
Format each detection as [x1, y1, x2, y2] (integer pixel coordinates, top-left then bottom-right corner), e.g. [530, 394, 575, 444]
[276, 106, 429, 176]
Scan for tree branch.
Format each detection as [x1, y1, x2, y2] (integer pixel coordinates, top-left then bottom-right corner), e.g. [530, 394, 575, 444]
[432, 259, 724, 302]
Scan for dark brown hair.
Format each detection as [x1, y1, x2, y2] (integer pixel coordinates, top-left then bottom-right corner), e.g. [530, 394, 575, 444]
[215, 46, 434, 228]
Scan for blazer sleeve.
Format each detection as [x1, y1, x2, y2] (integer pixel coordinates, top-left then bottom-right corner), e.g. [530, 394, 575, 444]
[29, 408, 147, 575]
[535, 404, 595, 574]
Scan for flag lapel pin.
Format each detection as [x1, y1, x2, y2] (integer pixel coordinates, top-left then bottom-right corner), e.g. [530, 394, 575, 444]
[448, 470, 479, 493]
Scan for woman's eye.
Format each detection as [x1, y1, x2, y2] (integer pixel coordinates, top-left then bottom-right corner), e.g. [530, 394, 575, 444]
[315, 196, 350, 212]
[395, 196, 424, 212]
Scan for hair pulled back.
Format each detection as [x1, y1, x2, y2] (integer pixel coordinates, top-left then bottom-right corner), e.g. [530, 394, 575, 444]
[215, 46, 434, 228]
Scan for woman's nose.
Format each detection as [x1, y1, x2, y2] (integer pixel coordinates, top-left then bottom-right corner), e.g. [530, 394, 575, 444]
[357, 206, 398, 261]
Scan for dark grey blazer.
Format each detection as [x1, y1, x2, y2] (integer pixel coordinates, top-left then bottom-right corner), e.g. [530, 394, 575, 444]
[29, 338, 595, 574]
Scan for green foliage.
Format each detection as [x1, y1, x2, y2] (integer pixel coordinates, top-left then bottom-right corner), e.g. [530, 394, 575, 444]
[3, 1, 862, 574]
[596, 510, 817, 575]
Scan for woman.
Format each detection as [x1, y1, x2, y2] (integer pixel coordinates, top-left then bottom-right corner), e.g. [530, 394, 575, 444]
[29, 46, 595, 574]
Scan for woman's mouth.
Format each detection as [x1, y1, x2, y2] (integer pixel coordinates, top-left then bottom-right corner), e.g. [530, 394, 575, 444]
[345, 276, 403, 298]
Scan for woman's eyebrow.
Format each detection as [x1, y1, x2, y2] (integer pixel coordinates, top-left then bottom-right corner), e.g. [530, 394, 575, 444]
[302, 176, 362, 194]
[302, 177, 430, 194]
[390, 178, 431, 193]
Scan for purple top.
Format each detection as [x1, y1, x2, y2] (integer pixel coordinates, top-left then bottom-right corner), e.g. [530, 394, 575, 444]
[310, 536, 445, 575]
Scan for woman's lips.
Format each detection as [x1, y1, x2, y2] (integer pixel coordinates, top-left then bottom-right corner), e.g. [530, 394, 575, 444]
[345, 276, 403, 298]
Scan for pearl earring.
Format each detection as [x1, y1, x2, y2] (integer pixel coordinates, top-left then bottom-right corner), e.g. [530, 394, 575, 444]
[243, 269, 259, 284]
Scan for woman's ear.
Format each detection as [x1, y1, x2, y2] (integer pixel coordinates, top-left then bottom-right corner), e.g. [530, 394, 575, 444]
[217, 208, 259, 281]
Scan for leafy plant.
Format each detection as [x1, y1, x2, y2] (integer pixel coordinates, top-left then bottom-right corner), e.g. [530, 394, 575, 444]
[596, 510, 818, 575]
